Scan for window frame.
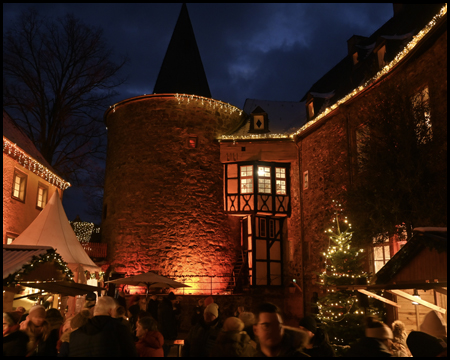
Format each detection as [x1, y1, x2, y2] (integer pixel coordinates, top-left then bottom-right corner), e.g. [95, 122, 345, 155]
[11, 168, 27, 203]
[5, 232, 19, 245]
[36, 182, 49, 210]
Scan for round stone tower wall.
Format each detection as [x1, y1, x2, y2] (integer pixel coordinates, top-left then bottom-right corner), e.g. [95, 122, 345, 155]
[102, 94, 244, 292]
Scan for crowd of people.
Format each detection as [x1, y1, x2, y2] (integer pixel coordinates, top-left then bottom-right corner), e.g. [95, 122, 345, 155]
[3, 292, 448, 357]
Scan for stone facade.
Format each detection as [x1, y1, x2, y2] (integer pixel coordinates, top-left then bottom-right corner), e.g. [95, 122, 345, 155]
[102, 95, 245, 292]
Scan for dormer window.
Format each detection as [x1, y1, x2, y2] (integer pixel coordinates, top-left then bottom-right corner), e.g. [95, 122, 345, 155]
[249, 106, 269, 133]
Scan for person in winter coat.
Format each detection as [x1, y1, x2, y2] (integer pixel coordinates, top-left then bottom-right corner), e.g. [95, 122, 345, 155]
[58, 310, 90, 357]
[211, 316, 255, 357]
[407, 331, 447, 357]
[253, 302, 309, 357]
[347, 316, 393, 357]
[135, 316, 164, 357]
[239, 311, 257, 345]
[20, 304, 59, 356]
[158, 292, 178, 356]
[191, 298, 205, 326]
[68, 296, 137, 357]
[146, 295, 159, 322]
[183, 302, 222, 357]
[298, 315, 335, 357]
[390, 320, 411, 357]
[3, 311, 29, 356]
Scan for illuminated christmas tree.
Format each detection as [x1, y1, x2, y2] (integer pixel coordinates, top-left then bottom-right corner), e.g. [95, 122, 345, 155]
[316, 201, 382, 355]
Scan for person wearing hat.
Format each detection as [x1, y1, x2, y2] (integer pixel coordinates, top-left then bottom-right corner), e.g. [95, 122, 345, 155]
[299, 315, 335, 357]
[211, 316, 256, 357]
[84, 291, 97, 318]
[20, 304, 59, 356]
[3, 311, 29, 356]
[347, 316, 393, 357]
[407, 331, 447, 357]
[183, 302, 222, 357]
[158, 292, 178, 356]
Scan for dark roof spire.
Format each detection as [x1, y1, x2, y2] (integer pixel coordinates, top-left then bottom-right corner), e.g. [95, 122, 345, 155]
[153, 3, 211, 98]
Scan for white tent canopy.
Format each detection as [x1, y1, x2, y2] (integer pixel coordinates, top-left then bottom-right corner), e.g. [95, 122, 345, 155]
[12, 191, 100, 273]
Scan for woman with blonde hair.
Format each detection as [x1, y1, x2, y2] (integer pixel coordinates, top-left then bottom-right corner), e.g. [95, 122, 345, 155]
[391, 320, 412, 357]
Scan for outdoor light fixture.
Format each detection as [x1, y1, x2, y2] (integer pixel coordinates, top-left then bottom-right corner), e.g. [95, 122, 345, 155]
[411, 289, 421, 305]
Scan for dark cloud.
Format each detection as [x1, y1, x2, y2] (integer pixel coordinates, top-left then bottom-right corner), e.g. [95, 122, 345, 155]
[3, 3, 393, 220]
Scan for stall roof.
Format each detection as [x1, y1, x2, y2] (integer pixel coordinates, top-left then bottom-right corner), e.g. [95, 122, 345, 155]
[17, 280, 104, 297]
[3, 245, 54, 279]
[12, 191, 100, 273]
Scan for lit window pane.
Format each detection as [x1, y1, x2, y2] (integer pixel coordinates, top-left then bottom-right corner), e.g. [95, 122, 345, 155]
[276, 180, 286, 195]
[276, 168, 285, 179]
[258, 166, 270, 177]
[258, 178, 271, 193]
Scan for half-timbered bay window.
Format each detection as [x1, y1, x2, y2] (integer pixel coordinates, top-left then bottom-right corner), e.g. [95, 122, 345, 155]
[224, 162, 290, 216]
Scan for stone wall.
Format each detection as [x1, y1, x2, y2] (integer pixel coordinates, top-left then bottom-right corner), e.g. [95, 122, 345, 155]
[102, 95, 245, 291]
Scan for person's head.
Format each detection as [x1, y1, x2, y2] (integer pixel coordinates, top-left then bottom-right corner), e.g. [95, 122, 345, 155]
[204, 303, 219, 323]
[239, 312, 256, 328]
[298, 315, 317, 340]
[407, 331, 447, 357]
[28, 305, 47, 327]
[253, 303, 284, 349]
[365, 316, 393, 349]
[15, 306, 26, 315]
[237, 306, 245, 314]
[197, 298, 204, 307]
[136, 316, 158, 339]
[3, 312, 21, 336]
[114, 305, 127, 319]
[93, 296, 117, 316]
[223, 317, 244, 332]
[391, 320, 406, 339]
[139, 296, 147, 305]
[167, 292, 176, 304]
[150, 294, 157, 301]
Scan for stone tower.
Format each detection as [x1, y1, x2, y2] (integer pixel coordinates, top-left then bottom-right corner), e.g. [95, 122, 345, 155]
[102, 4, 244, 293]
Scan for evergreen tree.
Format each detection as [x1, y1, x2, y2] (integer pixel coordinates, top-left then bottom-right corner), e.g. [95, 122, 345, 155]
[316, 201, 384, 355]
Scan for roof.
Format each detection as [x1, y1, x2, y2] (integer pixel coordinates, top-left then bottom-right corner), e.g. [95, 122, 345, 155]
[234, 99, 306, 135]
[300, 4, 445, 106]
[374, 227, 447, 285]
[3, 110, 54, 172]
[11, 191, 100, 273]
[3, 245, 54, 279]
[20, 280, 104, 297]
[153, 3, 211, 98]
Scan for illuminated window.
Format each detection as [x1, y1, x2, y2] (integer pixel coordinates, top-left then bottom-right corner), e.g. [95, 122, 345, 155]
[372, 237, 391, 273]
[240, 165, 253, 193]
[36, 184, 48, 209]
[258, 166, 271, 193]
[275, 168, 286, 195]
[5, 233, 17, 245]
[412, 86, 432, 144]
[12, 169, 27, 202]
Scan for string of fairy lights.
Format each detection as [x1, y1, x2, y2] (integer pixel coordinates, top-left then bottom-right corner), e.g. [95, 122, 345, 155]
[174, 93, 243, 116]
[3, 137, 71, 191]
[217, 4, 447, 141]
[70, 221, 100, 243]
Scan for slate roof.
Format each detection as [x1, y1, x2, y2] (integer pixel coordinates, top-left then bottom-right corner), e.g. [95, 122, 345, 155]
[238, 99, 307, 135]
[3, 110, 55, 172]
[374, 227, 447, 285]
[153, 3, 211, 98]
[300, 4, 445, 117]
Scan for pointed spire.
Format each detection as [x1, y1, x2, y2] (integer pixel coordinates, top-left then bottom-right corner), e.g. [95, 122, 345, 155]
[153, 3, 211, 98]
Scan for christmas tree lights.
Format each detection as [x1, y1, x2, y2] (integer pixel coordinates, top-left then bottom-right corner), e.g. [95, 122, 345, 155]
[316, 200, 384, 355]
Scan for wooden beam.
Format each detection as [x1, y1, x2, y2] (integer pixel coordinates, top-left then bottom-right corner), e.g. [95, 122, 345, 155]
[434, 287, 447, 296]
[387, 290, 446, 314]
[358, 289, 400, 308]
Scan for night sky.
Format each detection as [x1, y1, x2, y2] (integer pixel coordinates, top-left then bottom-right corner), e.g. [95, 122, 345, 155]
[3, 3, 393, 222]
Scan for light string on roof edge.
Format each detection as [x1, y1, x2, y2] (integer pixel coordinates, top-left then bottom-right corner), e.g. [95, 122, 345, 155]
[3, 137, 71, 190]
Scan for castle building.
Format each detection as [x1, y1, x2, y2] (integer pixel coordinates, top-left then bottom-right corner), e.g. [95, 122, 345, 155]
[103, 3, 447, 319]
